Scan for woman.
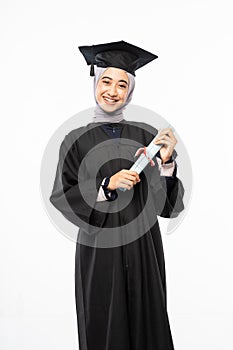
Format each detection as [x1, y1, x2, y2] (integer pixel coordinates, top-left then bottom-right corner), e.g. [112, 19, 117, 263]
[50, 40, 185, 350]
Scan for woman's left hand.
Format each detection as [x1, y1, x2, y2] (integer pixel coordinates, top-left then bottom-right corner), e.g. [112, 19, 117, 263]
[153, 128, 177, 163]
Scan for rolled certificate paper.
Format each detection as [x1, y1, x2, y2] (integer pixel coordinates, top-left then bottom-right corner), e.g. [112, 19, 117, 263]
[119, 125, 173, 192]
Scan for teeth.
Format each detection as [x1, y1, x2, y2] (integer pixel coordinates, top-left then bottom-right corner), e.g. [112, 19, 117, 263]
[104, 97, 117, 102]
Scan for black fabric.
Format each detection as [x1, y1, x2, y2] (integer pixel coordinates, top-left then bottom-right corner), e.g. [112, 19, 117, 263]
[101, 176, 118, 201]
[78, 40, 158, 76]
[50, 120, 185, 350]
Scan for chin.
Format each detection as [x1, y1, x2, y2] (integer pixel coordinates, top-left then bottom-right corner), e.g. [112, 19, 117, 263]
[102, 106, 118, 113]
[99, 102, 122, 113]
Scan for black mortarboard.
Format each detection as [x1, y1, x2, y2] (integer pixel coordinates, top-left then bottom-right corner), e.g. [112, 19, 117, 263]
[78, 40, 158, 77]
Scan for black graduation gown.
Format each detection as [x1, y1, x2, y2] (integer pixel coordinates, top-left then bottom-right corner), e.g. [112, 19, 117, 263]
[50, 120, 185, 350]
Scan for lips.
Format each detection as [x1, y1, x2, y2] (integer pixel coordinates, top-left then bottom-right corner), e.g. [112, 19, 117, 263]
[102, 96, 119, 104]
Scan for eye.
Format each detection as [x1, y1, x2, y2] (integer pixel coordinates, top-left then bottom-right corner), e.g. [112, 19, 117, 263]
[102, 80, 110, 85]
[119, 84, 127, 89]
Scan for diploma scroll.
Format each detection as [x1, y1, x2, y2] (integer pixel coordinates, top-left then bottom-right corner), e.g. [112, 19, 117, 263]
[119, 125, 172, 192]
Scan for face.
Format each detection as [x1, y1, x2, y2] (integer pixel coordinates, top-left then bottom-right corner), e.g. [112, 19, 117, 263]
[95, 67, 129, 113]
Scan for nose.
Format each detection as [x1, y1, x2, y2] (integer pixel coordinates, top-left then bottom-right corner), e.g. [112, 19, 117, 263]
[108, 83, 117, 96]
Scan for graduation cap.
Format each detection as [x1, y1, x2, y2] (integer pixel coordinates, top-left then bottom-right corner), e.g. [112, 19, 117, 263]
[78, 40, 158, 77]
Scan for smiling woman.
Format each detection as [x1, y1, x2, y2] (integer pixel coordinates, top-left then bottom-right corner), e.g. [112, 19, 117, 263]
[50, 40, 185, 350]
[93, 65, 136, 123]
[95, 68, 129, 113]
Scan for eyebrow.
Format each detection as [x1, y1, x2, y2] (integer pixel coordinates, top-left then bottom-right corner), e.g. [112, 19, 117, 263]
[101, 76, 128, 85]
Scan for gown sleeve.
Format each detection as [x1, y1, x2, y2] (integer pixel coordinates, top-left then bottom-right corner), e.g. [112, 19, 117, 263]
[96, 178, 109, 202]
[49, 133, 111, 235]
[150, 149, 185, 218]
[96, 177, 118, 202]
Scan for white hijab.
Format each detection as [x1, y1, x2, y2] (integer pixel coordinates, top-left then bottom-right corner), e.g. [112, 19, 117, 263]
[93, 67, 135, 123]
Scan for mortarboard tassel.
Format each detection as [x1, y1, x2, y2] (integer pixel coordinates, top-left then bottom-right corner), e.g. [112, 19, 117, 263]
[90, 45, 95, 76]
[90, 63, 95, 76]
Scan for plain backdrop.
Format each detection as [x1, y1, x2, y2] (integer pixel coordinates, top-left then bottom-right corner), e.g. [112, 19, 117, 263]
[1, 1, 233, 349]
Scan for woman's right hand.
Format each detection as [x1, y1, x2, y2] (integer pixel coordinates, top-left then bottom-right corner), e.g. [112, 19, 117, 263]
[107, 170, 141, 191]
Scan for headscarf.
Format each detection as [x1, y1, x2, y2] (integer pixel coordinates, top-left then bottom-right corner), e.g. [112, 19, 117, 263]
[92, 67, 135, 123]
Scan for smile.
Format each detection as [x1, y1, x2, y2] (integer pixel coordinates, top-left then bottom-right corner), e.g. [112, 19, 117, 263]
[103, 96, 119, 104]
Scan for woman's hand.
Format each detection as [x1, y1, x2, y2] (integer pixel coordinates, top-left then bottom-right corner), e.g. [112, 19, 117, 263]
[107, 170, 140, 191]
[153, 128, 177, 163]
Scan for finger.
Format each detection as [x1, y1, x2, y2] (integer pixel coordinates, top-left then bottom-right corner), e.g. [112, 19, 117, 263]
[155, 139, 173, 147]
[120, 178, 135, 186]
[122, 174, 139, 183]
[118, 182, 132, 190]
[119, 180, 134, 190]
[122, 174, 141, 186]
[124, 170, 139, 176]
[154, 139, 172, 147]
[155, 135, 177, 145]
[155, 136, 176, 146]
[157, 128, 176, 140]
[123, 171, 140, 181]
[154, 129, 171, 142]
[160, 127, 173, 134]
[155, 134, 171, 141]
[165, 129, 176, 142]
[156, 128, 170, 136]
[165, 129, 177, 142]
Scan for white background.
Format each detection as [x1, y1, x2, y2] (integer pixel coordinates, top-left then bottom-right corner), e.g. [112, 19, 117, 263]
[1, 0, 233, 349]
